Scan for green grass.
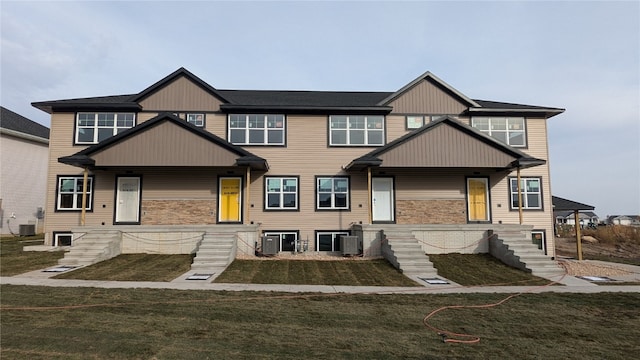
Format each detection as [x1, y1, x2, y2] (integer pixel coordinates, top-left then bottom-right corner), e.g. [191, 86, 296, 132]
[429, 253, 552, 286]
[1, 285, 638, 359]
[53, 254, 192, 282]
[214, 259, 421, 286]
[0, 235, 65, 276]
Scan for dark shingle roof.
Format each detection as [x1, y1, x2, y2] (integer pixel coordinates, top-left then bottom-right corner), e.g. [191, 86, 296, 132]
[218, 90, 391, 107]
[552, 196, 595, 211]
[0, 106, 50, 139]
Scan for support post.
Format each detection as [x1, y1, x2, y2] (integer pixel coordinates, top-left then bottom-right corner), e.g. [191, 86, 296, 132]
[81, 167, 88, 226]
[245, 166, 251, 225]
[575, 210, 583, 260]
[517, 167, 523, 225]
[367, 167, 372, 224]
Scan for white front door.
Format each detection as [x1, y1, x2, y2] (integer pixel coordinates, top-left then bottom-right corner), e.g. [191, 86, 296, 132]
[372, 177, 394, 222]
[115, 176, 141, 224]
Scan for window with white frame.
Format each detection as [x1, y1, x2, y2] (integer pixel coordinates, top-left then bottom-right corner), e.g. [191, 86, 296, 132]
[76, 113, 135, 144]
[471, 117, 526, 147]
[265, 177, 298, 210]
[406, 115, 425, 129]
[186, 113, 205, 127]
[53, 232, 73, 246]
[509, 177, 542, 210]
[316, 231, 349, 252]
[316, 177, 349, 210]
[57, 176, 93, 211]
[329, 115, 384, 146]
[531, 230, 545, 252]
[264, 231, 298, 252]
[229, 114, 285, 145]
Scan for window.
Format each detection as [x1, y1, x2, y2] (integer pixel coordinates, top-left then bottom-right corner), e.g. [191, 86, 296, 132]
[316, 177, 349, 210]
[57, 176, 93, 211]
[531, 230, 545, 252]
[329, 115, 384, 146]
[53, 232, 73, 246]
[316, 231, 349, 252]
[264, 231, 298, 252]
[471, 117, 526, 147]
[187, 113, 205, 127]
[265, 177, 298, 210]
[76, 113, 135, 144]
[229, 114, 285, 145]
[509, 177, 542, 210]
[406, 116, 425, 129]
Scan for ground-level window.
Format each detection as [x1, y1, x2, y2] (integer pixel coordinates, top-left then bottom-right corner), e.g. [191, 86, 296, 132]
[265, 177, 298, 210]
[53, 232, 73, 246]
[531, 230, 546, 253]
[76, 112, 135, 144]
[316, 177, 349, 210]
[316, 231, 349, 252]
[186, 113, 205, 127]
[264, 231, 299, 252]
[509, 177, 542, 210]
[56, 176, 94, 211]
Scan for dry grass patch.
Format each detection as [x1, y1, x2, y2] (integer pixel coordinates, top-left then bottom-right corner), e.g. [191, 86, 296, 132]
[0, 236, 65, 276]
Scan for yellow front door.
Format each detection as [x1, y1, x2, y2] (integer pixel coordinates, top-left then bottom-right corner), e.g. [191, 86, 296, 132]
[219, 177, 241, 222]
[467, 178, 489, 222]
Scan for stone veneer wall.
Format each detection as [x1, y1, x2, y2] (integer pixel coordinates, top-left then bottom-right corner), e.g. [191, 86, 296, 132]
[396, 199, 466, 224]
[141, 200, 216, 225]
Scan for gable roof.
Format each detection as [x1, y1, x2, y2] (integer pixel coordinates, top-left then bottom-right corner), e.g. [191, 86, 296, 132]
[344, 116, 545, 170]
[554, 210, 598, 218]
[377, 71, 481, 107]
[32, 68, 564, 118]
[0, 106, 50, 141]
[58, 113, 268, 170]
[552, 196, 595, 211]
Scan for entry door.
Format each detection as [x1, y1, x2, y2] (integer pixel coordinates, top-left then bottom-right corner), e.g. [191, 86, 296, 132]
[219, 177, 242, 223]
[115, 177, 141, 224]
[467, 178, 490, 222]
[372, 177, 394, 222]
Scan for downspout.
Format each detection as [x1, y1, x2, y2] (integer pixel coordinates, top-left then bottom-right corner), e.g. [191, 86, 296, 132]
[575, 210, 583, 260]
[81, 167, 89, 226]
[367, 167, 372, 224]
[517, 167, 523, 225]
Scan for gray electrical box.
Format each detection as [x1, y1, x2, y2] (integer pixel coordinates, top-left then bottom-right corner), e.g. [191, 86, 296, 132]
[340, 236, 360, 255]
[262, 235, 279, 255]
[19, 224, 36, 236]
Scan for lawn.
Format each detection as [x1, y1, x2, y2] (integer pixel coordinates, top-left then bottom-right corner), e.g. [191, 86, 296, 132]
[0, 236, 64, 276]
[1, 285, 638, 359]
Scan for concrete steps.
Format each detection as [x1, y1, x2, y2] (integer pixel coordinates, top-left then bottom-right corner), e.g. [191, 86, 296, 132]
[58, 230, 122, 266]
[490, 230, 565, 279]
[381, 233, 438, 277]
[191, 233, 236, 271]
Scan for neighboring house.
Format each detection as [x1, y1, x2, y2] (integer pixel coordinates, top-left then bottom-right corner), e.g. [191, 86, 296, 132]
[32, 68, 564, 263]
[554, 211, 599, 227]
[0, 106, 50, 235]
[607, 215, 640, 226]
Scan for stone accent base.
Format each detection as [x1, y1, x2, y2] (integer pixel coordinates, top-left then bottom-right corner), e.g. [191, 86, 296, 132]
[396, 199, 466, 224]
[141, 200, 216, 225]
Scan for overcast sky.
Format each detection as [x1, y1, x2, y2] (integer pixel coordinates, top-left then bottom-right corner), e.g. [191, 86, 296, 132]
[1, 1, 638, 218]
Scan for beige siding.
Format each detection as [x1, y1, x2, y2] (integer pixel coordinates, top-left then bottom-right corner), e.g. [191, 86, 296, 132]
[91, 121, 239, 167]
[139, 77, 222, 111]
[388, 78, 468, 114]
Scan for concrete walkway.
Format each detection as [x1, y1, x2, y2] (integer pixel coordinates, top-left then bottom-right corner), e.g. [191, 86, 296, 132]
[2, 261, 639, 294]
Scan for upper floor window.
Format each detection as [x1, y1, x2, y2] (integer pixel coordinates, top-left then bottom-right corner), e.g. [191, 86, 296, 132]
[509, 177, 542, 210]
[471, 117, 526, 147]
[316, 177, 349, 210]
[76, 113, 135, 144]
[330, 115, 384, 146]
[56, 176, 93, 211]
[229, 114, 285, 145]
[406, 114, 457, 130]
[265, 177, 298, 210]
[187, 113, 205, 127]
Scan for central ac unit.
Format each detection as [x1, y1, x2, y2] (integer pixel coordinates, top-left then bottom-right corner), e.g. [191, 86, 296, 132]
[340, 236, 360, 256]
[19, 224, 36, 236]
[261, 235, 279, 256]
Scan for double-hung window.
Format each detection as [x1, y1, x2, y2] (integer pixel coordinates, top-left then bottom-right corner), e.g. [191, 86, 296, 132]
[229, 114, 285, 145]
[316, 231, 349, 252]
[76, 113, 135, 144]
[509, 177, 542, 210]
[471, 117, 526, 147]
[57, 176, 93, 211]
[265, 177, 298, 210]
[329, 115, 384, 146]
[316, 177, 349, 210]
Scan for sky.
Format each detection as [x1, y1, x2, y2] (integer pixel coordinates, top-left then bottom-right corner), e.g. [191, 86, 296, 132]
[1, 0, 639, 218]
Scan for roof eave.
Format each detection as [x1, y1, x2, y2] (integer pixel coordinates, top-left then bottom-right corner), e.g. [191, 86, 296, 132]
[58, 155, 95, 168]
[467, 107, 565, 118]
[31, 102, 142, 114]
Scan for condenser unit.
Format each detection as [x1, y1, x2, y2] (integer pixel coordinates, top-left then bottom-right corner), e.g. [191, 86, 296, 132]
[19, 224, 36, 236]
[261, 235, 279, 256]
[340, 236, 360, 256]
